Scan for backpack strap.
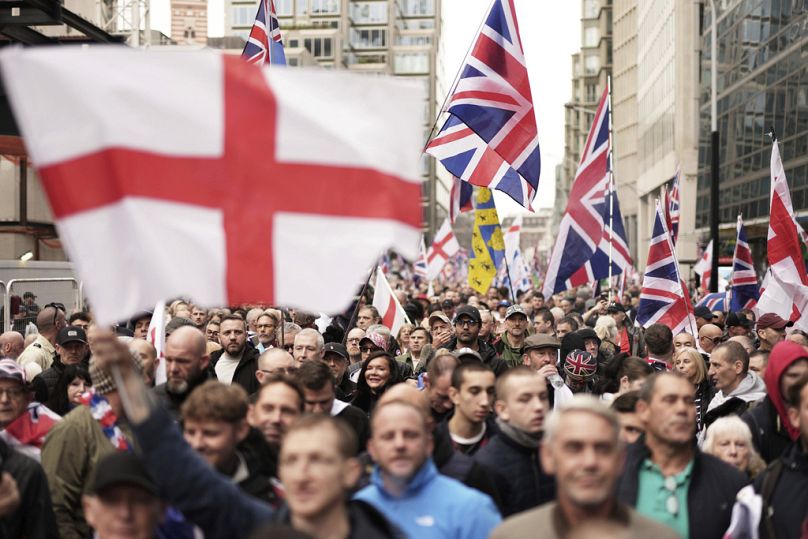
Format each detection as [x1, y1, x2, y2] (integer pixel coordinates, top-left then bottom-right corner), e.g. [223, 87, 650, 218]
[761, 459, 784, 539]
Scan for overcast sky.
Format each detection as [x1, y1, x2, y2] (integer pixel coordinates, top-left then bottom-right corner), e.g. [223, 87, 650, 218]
[151, 0, 581, 215]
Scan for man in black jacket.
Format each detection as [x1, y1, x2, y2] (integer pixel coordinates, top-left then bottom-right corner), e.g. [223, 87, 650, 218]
[31, 326, 89, 402]
[617, 372, 747, 539]
[752, 371, 808, 539]
[0, 437, 59, 538]
[153, 325, 213, 420]
[211, 315, 260, 394]
[475, 366, 554, 516]
[441, 305, 508, 376]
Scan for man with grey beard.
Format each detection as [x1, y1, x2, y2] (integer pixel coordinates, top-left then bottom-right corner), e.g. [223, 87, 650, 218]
[154, 326, 213, 420]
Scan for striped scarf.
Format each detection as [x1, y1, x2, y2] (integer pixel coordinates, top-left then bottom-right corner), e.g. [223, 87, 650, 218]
[80, 390, 131, 451]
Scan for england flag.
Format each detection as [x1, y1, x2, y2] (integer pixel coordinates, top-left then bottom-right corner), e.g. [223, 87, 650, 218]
[426, 219, 460, 282]
[372, 268, 409, 336]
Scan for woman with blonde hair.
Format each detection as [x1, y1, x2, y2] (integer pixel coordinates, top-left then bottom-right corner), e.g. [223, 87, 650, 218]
[594, 315, 618, 362]
[674, 346, 713, 431]
[702, 415, 766, 478]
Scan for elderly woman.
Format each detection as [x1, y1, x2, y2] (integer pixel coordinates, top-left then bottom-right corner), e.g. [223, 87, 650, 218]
[594, 316, 619, 362]
[674, 346, 713, 432]
[702, 416, 766, 478]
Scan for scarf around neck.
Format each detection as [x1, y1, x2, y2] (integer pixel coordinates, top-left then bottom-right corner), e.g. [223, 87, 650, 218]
[495, 417, 542, 450]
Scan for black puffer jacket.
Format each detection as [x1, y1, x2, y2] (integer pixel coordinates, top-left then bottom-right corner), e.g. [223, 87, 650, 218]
[0, 438, 59, 539]
[474, 431, 555, 516]
[268, 499, 404, 539]
[617, 439, 748, 539]
[743, 396, 794, 464]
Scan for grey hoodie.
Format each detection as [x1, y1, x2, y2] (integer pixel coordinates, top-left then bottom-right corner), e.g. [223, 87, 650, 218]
[707, 371, 767, 413]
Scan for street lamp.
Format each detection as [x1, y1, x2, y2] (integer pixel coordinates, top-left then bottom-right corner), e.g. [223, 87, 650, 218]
[709, 0, 720, 293]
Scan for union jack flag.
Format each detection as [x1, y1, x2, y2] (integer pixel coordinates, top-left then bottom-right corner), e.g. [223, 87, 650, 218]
[413, 237, 428, 280]
[543, 88, 632, 297]
[449, 176, 474, 223]
[242, 0, 286, 66]
[425, 0, 540, 209]
[730, 215, 759, 311]
[668, 166, 681, 244]
[637, 200, 697, 335]
[697, 291, 728, 312]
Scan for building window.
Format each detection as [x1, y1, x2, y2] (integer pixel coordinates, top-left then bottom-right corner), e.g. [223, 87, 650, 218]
[399, 18, 434, 30]
[396, 34, 431, 46]
[584, 27, 598, 47]
[288, 38, 299, 47]
[303, 37, 333, 58]
[350, 1, 387, 24]
[231, 6, 255, 26]
[584, 54, 599, 75]
[350, 27, 387, 48]
[310, 0, 339, 15]
[400, 0, 434, 17]
[394, 52, 429, 74]
[275, 0, 293, 16]
[288, 58, 299, 66]
[583, 0, 598, 18]
[296, 0, 307, 16]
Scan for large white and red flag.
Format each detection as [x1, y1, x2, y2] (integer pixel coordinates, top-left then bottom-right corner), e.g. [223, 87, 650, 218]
[693, 240, 713, 294]
[147, 302, 167, 385]
[1, 48, 424, 324]
[756, 142, 808, 327]
[372, 267, 409, 336]
[426, 218, 460, 282]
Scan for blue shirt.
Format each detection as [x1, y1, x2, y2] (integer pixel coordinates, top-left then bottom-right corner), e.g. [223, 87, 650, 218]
[354, 458, 501, 539]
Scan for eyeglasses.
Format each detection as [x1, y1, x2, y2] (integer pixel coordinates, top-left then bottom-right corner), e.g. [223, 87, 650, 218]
[347, 338, 362, 344]
[0, 387, 26, 399]
[260, 367, 297, 376]
[701, 335, 724, 345]
[360, 346, 380, 354]
[455, 319, 479, 328]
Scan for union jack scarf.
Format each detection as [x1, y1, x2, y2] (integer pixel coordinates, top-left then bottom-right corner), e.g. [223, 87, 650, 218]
[80, 390, 131, 451]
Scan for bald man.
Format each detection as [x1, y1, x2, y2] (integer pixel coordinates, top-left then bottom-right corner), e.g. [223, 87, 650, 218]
[17, 305, 66, 379]
[129, 339, 157, 387]
[698, 323, 724, 358]
[374, 383, 502, 508]
[154, 326, 212, 420]
[728, 335, 754, 354]
[0, 331, 24, 360]
[255, 348, 296, 385]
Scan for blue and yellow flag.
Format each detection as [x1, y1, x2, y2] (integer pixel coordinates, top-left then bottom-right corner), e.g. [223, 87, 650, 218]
[468, 187, 505, 294]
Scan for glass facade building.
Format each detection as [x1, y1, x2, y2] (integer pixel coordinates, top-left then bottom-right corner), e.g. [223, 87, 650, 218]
[697, 0, 808, 236]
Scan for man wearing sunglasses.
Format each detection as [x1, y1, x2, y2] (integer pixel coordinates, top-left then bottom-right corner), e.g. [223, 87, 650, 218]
[617, 372, 747, 539]
[440, 306, 507, 377]
[17, 304, 66, 380]
[697, 323, 724, 362]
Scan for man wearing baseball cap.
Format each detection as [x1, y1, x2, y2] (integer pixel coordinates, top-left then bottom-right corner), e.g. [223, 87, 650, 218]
[494, 305, 530, 368]
[441, 306, 507, 377]
[756, 313, 793, 352]
[83, 452, 165, 539]
[31, 325, 89, 402]
[323, 342, 356, 400]
[726, 312, 752, 338]
[693, 305, 715, 330]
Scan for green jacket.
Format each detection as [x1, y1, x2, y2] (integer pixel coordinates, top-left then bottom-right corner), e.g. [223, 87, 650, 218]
[40, 404, 135, 539]
[396, 345, 434, 375]
[494, 333, 525, 368]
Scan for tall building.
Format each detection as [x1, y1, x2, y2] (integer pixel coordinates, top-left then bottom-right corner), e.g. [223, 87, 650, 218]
[696, 1, 808, 268]
[223, 0, 441, 234]
[171, 0, 208, 45]
[557, 0, 612, 231]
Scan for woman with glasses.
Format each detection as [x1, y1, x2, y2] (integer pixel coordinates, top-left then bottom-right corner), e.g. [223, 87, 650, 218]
[352, 351, 400, 416]
[673, 346, 713, 432]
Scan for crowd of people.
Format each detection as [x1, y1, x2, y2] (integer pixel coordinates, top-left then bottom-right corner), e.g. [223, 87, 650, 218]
[0, 276, 806, 539]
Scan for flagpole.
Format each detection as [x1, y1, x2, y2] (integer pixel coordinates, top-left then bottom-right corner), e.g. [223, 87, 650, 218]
[502, 251, 517, 304]
[606, 74, 616, 302]
[341, 267, 375, 346]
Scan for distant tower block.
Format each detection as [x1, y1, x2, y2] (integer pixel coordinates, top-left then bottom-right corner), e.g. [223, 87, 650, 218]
[172, 0, 208, 45]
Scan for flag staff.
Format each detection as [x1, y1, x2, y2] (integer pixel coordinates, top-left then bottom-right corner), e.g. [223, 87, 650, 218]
[341, 266, 375, 346]
[606, 74, 616, 302]
[502, 247, 517, 304]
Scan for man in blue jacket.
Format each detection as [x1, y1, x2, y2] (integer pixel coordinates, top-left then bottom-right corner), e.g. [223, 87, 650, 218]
[354, 398, 501, 538]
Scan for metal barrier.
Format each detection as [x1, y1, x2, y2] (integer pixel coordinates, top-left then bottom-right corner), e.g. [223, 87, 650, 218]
[3, 278, 82, 332]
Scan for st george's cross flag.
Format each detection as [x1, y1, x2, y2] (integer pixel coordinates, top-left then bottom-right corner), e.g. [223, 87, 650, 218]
[755, 141, 808, 328]
[425, 0, 540, 209]
[372, 267, 409, 336]
[426, 218, 460, 282]
[637, 200, 697, 335]
[502, 214, 532, 293]
[1, 48, 424, 324]
[693, 240, 713, 294]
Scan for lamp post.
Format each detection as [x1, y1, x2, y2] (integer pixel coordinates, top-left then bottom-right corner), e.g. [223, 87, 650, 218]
[709, 0, 720, 293]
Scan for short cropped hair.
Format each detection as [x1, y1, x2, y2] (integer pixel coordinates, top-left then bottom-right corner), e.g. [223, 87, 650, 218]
[220, 314, 247, 330]
[534, 307, 555, 326]
[645, 324, 673, 356]
[618, 356, 654, 382]
[284, 414, 357, 458]
[495, 365, 539, 402]
[637, 371, 688, 403]
[255, 374, 306, 412]
[544, 394, 620, 447]
[295, 359, 334, 391]
[181, 380, 248, 424]
[557, 316, 579, 331]
[450, 361, 494, 390]
[713, 341, 750, 373]
[611, 390, 640, 414]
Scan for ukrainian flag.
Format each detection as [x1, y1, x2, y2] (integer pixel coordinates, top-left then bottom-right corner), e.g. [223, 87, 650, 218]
[468, 187, 505, 294]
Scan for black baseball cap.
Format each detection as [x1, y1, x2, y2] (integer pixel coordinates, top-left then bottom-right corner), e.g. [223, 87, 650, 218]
[57, 326, 87, 346]
[89, 452, 158, 496]
[606, 302, 626, 313]
[726, 312, 752, 329]
[693, 306, 715, 320]
[324, 342, 348, 360]
[453, 305, 481, 325]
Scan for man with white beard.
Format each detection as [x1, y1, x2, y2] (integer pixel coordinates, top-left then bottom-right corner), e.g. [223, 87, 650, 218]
[154, 326, 213, 420]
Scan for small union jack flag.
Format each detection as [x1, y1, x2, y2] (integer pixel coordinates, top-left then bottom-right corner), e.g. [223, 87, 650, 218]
[730, 215, 759, 311]
[426, 0, 540, 209]
[668, 166, 681, 244]
[449, 176, 474, 223]
[697, 291, 728, 312]
[637, 200, 697, 335]
[242, 0, 286, 66]
[543, 88, 631, 297]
